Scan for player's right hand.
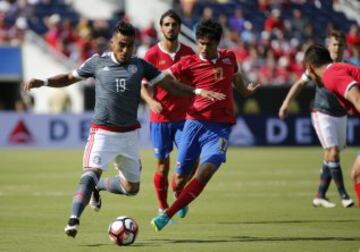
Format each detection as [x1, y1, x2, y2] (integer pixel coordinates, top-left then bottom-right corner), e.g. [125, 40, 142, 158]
[278, 105, 288, 119]
[23, 78, 45, 91]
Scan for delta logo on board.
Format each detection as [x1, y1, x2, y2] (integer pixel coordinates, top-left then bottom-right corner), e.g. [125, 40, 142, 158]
[8, 120, 34, 144]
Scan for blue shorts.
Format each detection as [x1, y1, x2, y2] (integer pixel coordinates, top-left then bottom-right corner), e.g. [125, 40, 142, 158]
[176, 120, 231, 175]
[150, 121, 185, 160]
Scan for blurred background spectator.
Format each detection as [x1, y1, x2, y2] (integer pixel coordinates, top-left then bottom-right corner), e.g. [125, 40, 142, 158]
[0, 0, 359, 113]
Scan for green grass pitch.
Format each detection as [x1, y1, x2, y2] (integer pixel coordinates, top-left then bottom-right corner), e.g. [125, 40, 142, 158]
[0, 147, 359, 252]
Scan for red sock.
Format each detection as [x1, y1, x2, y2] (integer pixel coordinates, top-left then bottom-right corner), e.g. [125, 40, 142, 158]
[166, 178, 205, 218]
[153, 172, 169, 210]
[354, 183, 360, 208]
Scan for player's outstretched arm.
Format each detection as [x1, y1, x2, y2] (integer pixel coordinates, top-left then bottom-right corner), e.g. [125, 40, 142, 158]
[140, 83, 163, 114]
[346, 84, 360, 114]
[278, 78, 307, 119]
[232, 73, 260, 97]
[156, 74, 226, 101]
[24, 73, 81, 91]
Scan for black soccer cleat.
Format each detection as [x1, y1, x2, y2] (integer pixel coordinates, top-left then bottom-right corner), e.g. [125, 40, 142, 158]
[64, 218, 80, 238]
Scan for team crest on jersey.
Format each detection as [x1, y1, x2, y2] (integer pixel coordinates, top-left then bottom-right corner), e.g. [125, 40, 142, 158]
[128, 64, 138, 73]
[222, 58, 232, 64]
[159, 60, 166, 65]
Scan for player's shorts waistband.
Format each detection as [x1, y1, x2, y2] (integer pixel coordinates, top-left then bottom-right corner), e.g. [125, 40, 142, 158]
[311, 109, 347, 117]
[91, 123, 140, 133]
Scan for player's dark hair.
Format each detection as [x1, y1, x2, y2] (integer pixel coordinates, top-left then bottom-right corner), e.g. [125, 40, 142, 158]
[113, 20, 135, 37]
[160, 9, 182, 26]
[304, 44, 333, 67]
[328, 29, 345, 42]
[195, 19, 223, 43]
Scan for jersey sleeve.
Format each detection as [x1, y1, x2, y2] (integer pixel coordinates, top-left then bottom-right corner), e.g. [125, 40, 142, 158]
[72, 54, 99, 79]
[324, 69, 358, 98]
[142, 51, 155, 84]
[167, 58, 186, 81]
[142, 59, 163, 87]
[228, 50, 239, 74]
[143, 50, 153, 63]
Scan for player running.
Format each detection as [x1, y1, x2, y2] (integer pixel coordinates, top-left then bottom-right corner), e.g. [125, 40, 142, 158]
[24, 21, 225, 238]
[279, 30, 354, 208]
[303, 44, 360, 208]
[150, 19, 259, 231]
[141, 10, 196, 216]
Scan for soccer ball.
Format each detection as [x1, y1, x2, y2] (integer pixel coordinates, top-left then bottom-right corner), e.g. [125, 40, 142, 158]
[108, 216, 139, 246]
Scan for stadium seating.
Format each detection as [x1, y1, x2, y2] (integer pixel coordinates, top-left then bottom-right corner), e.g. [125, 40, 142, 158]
[177, 0, 359, 85]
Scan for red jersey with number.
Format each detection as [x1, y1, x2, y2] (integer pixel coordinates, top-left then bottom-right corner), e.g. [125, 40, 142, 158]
[323, 63, 360, 116]
[144, 43, 195, 122]
[168, 49, 239, 124]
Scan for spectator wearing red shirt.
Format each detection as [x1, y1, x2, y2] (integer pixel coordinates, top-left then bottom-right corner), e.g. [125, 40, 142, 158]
[346, 24, 360, 47]
[264, 8, 284, 32]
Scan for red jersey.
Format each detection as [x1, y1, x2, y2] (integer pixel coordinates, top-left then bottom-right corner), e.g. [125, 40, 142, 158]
[144, 43, 195, 122]
[169, 49, 239, 124]
[323, 63, 360, 116]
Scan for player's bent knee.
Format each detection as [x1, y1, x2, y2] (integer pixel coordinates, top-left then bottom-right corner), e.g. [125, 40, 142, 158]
[125, 187, 139, 196]
[326, 147, 340, 161]
[79, 170, 99, 185]
[83, 167, 103, 177]
[123, 182, 140, 196]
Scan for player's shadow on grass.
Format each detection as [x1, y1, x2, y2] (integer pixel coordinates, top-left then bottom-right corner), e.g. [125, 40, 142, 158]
[81, 242, 154, 247]
[217, 219, 359, 225]
[152, 236, 360, 244]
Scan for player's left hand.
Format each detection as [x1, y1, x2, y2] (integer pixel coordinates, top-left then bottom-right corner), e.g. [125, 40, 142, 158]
[199, 89, 226, 101]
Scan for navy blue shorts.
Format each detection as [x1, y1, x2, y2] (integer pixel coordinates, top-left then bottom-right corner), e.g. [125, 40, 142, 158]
[150, 121, 185, 160]
[176, 120, 231, 175]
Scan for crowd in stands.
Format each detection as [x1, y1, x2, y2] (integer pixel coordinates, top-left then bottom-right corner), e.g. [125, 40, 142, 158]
[0, 0, 359, 87]
[175, 0, 360, 85]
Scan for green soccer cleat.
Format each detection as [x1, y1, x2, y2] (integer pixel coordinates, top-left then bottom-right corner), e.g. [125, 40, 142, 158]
[176, 206, 188, 218]
[151, 212, 170, 232]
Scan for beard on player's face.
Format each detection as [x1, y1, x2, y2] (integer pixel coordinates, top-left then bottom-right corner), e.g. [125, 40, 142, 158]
[164, 33, 178, 42]
[111, 34, 134, 62]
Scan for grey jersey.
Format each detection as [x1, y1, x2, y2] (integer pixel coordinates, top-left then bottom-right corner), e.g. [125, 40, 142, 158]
[74, 52, 162, 127]
[301, 72, 347, 116]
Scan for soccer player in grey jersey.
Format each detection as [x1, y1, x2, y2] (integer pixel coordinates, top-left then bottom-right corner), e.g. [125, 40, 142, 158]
[279, 30, 354, 208]
[24, 21, 225, 238]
